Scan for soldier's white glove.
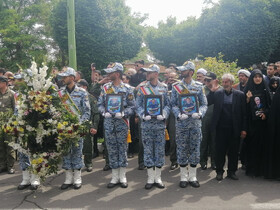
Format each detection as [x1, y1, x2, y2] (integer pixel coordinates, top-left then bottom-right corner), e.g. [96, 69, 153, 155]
[157, 115, 165, 121]
[192, 112, 202, 119]
[104, 112, 112, 118]
[115, 112, 124, 119]
[143, 115, 151, 121]
[178, 113, 188, 120]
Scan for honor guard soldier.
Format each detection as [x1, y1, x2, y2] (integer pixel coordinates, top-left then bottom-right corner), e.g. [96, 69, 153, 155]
[171, 61, 207, 188]
[98, 62, 135, 188]
[58, 67, 91, 190]
[136, 64, 170, 190]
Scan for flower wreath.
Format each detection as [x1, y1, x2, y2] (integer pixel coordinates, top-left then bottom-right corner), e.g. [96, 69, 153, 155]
[2, 62, 87, 181]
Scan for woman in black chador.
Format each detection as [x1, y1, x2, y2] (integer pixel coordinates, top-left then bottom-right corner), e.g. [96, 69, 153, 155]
[244, 69, 271, 177]
[264, 86, 280, 179]
[268, 76, 280, 100]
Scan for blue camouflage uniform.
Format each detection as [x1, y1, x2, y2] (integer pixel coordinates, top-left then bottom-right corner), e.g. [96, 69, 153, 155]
[98, 82, 135, 169]
[171, 79, 207, 166]
[61, 85, 91, 170]
[136, 81, 170, 168]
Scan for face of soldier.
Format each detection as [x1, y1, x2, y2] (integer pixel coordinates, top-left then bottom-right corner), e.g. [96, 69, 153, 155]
[181, 70, 191, 79]
[238, 73, 248, 85]
[253, 74, 262, 85]
[146, 72, 157, 81]
[108, 72, 117, 81]
[62, 76, 73, 86]
[222, 78, 233, 92]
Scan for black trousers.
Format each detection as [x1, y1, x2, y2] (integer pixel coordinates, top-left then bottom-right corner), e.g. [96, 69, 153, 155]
[215, 126, 240, 174]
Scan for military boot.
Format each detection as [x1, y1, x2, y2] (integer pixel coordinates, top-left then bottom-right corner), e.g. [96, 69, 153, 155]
[145, 167, 155, 190]
[107, 168, 119, 188]
[179, 167, 188, 188]
[17, 170, 31, 190]
[154, 167, 165, 189]
[61, 170, 73, 190]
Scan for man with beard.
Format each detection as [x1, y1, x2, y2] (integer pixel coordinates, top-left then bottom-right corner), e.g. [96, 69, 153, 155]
[171, 61, 207, 188]
[233, 69, 251, 92]
[207, 73, 247, 181]
[58, 67, 91, 190]
[136, 64, 170, 189]
[98, 63, 135, 188]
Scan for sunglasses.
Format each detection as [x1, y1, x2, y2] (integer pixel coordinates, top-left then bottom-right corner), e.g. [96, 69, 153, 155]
[204, 78, 212, 82]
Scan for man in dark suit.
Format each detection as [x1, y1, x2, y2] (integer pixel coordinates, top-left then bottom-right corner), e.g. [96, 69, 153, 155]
[207, 73, 247, 181]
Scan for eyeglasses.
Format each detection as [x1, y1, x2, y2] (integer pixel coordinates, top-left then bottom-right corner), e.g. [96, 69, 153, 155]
[204, 79, 212, 82]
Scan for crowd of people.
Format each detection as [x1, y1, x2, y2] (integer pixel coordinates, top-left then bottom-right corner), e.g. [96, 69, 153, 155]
[0, 59, 280, 191]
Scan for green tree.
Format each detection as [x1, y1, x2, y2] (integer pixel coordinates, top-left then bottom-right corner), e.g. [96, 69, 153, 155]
[145, 0, 280, 68]
[50, 0, 144, 79]
[145, 17, 199, 66]
[197, 0, 280, 67]
[194, 53, 240, 81]
[0, 0, 54, 71]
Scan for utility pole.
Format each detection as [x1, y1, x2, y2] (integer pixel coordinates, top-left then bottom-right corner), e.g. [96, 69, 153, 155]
[67, 0, 77, 70]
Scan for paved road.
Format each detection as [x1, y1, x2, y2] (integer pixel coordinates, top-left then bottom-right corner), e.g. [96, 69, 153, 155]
[1, 156, 280, 210]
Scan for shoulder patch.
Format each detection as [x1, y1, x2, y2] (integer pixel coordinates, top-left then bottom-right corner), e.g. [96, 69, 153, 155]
[139, 81, 147, 87]
[172, 81, 180, 86]
[195, 81, 203, 86]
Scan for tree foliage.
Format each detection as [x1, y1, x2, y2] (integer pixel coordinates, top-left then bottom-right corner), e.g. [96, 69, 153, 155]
[145, 0, 280, 68]
[0, 0, 54, 71]
[146, 17, 199, 66]
[50, 0, 144, 79]
[194, 53, 240, 81]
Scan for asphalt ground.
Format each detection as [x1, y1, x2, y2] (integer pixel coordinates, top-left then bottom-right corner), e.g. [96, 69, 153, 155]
[1, 155, 280, 210]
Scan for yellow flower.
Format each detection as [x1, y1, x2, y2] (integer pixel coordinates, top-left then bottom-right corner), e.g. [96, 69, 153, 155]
[57, 123, 64, 129]
[12, 121, 18, 126]
[31, 159, 38, 165]
[18, 127, 24, 132]
[38, 158, 44, 163]
[63, 121, 68, 126]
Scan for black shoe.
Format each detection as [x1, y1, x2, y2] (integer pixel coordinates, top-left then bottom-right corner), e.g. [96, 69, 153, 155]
[241, 165, 246, 170]
[145, 183, 154, 190]
[154, 182, 165, 189]
[227, 173, 239, 180]
[170, 163, 178, 170]
[201, 163, 207, 170]
[138, 164, 145, 170]
[8, 168, 15, 174]
[61, 183, 72, 190]
[92, 153, 99, 159]
[103, 165, 111, 171]
[73, 183, 82, 190]
[86, 166, 93, 172]
[17, 184, 31, 190]
[107, 182, 118, 188]
[211, 164, 216, 170]
[128, 153, 134, 158]
[120, 182, 128, 188]
[216, 173, 223, 181]
[30, 185, 39, 190]
[179, 181, 188, 188]
[189, 181, 200, 188]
